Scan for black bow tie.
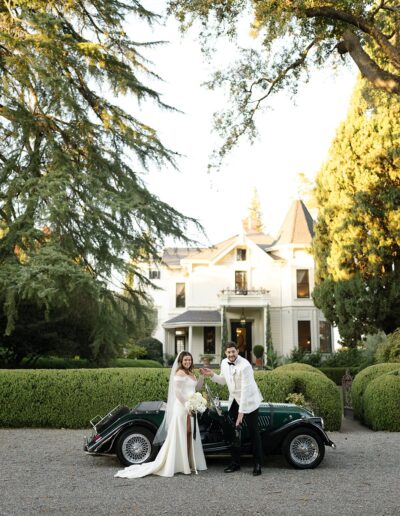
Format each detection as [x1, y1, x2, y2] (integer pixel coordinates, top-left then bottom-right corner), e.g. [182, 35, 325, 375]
[228, 361, 236, 366]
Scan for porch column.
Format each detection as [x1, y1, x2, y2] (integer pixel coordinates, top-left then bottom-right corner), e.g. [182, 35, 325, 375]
[188, 325, 193, 354]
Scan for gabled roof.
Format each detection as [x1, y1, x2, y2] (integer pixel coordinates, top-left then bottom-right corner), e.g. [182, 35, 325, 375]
[246, 232, 274, 250]
[162, 247, 199, 266]
[274, 200, 314, 245]
[184, 235, 238, 262]
[163, 310, 222, 327]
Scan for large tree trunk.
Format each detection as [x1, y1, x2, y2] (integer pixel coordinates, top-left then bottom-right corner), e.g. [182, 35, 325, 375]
[337, 30, 400, 94]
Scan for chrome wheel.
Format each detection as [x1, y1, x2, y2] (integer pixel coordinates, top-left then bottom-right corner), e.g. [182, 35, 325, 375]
[289, 434, 319, 466]
[283, 428, 324, 469]
[121, 433, 152, 464]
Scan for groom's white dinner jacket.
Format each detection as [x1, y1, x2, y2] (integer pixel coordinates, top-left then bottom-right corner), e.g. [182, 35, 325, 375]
[210, 355, 263, 414]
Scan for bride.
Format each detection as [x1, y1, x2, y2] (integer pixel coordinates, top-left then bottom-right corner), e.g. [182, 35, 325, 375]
[115, 351, 207, 478]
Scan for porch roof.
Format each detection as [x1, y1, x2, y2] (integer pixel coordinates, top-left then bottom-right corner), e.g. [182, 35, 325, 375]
[163, 310, 222, 328]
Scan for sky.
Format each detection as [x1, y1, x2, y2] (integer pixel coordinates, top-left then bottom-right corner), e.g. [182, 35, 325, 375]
[132, 4, 358, 247]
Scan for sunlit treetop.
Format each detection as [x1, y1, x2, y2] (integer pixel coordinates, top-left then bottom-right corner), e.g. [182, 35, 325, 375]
[168, 0, 400, 166]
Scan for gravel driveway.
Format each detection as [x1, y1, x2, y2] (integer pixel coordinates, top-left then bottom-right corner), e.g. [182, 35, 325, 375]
[0, 418, 399, 516]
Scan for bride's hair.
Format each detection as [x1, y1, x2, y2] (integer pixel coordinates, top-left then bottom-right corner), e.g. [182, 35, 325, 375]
[176, 351, 194, 373]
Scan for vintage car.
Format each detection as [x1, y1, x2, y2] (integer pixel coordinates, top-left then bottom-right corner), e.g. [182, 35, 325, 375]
[84, 385, 336, 469]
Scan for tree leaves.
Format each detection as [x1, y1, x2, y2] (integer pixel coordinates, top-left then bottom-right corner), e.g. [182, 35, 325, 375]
[0, 1, 199, 363]
[313, 77, 400, 344]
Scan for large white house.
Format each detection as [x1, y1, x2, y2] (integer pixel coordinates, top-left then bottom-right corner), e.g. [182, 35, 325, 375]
[143, 200, 333, 364]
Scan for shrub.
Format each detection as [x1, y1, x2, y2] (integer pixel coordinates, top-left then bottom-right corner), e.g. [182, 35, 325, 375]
[0, 368, 170, 428]
[352, 363, 400, 421]
[111, 359, 163, 368]
[288, 349, 322, 367]
[0, 365, 342, 430]
[323, 347, 365, 367]
[126, 345, 147, 360]
[363, 370, 400, 431]
[137, 337, 163, 364]
[275, 363, 325, 376]
[0, 356, 162, 370]
[21, 356, 91, 369]
[375, 329, 400, 363]
[253, 345, 264, 359]
[255, 365, 341, 430]
[318, 367, 360, 385]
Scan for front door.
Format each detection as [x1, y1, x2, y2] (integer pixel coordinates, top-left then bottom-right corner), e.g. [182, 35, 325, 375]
[230, 321, 252, 363]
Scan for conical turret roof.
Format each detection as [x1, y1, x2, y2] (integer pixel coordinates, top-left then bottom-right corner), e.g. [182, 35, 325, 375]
[275, 200, 314, 245]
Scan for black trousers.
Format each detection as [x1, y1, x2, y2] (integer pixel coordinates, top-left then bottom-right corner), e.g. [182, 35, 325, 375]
[229, 399, 263, 466]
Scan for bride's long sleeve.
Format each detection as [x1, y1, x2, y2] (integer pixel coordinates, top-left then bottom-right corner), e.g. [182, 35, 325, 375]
[195, 376, 204, 391]
[173, 377, 188, 406]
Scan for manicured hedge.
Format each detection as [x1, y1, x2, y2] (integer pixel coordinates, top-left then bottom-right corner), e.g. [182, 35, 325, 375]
[9, 357, 163, 369]
[209, 363, 341, 430]
[352, 363, 400, 421]
[263, 364, 342, 430]
[318, 367, 360, 385]
[275, 363, 325, 375]
[0, 364, 342, 430]
[0, 368, 170, 428]
[363, 370, 400, 431]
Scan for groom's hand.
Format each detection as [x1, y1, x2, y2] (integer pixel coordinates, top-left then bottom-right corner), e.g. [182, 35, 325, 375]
[236, 412, 244, 426]
[199, 367, 213, 377]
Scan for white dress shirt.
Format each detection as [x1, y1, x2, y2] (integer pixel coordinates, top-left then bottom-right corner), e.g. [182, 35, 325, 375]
[210, 355, 263, 413]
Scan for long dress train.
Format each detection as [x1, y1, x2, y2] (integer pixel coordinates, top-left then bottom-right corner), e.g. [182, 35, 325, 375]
[115, 375, 207, 478]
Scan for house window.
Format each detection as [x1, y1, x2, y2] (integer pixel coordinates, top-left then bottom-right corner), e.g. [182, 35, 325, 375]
[235, 271, 247, 294]
[319, 321, 332, 353]
[204, 327, 216, 354]
[176, 283, 186, 307]
[175, 332, 186, 355]
[236, 248, 247, 261]
[296, 269, 310, 298]
[298, 321, 311, 352]
[149, 270, 160, 280]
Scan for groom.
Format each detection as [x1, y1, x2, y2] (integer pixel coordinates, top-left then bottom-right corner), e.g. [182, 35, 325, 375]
[200, 341, 263, 476]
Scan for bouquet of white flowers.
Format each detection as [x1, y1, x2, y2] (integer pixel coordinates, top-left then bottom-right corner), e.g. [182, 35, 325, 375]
[185, 392, 207, 414]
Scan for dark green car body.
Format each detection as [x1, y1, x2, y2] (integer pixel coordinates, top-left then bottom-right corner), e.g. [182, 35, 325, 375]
[84, 393, 335, 469]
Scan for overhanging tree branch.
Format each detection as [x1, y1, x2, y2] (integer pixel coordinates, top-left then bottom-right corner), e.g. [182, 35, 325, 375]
[304, 6, 400, 71]
[338, 30, 400, 94]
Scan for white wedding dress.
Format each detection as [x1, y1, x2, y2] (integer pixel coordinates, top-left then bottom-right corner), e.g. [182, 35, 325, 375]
[115, 375, 207, 478]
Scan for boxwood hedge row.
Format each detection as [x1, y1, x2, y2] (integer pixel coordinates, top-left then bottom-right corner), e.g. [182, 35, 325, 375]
[351, 363, 400, 421]
[0, 368, 170, 428]
[0, 364, 341, 430]
[318, 367, 360, 386]
[363, 370, 400, 431]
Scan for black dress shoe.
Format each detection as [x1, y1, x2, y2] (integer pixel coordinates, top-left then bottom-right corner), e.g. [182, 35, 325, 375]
[224, 463, 241, 473]
[253, 464, 262, 476]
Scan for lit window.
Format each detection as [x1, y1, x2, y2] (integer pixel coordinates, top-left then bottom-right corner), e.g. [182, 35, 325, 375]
[235, 271, 247, 294]
[319, 321, 332, 353]
[176, 283, 185, 308]
[298, 321, 311, 352]
[297, 270, 310, 298]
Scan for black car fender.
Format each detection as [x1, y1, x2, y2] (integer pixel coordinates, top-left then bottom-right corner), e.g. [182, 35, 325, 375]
[262, 419, 335, 453]
[91, 418, 159, 453]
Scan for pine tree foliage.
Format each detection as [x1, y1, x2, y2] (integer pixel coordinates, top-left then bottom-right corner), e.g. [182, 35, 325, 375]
[242, 187, 263, 233]
[0, 1, 197, 363]
[313, 77, 400, 345]
[168, 0, 400, 164]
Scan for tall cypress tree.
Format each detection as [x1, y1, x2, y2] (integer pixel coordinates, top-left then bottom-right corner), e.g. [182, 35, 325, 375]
[313, 77, 400, 345]
[0, 2, 197, 364]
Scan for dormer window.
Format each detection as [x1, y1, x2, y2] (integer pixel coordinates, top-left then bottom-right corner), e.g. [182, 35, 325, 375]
[236, 248, 247, 261]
